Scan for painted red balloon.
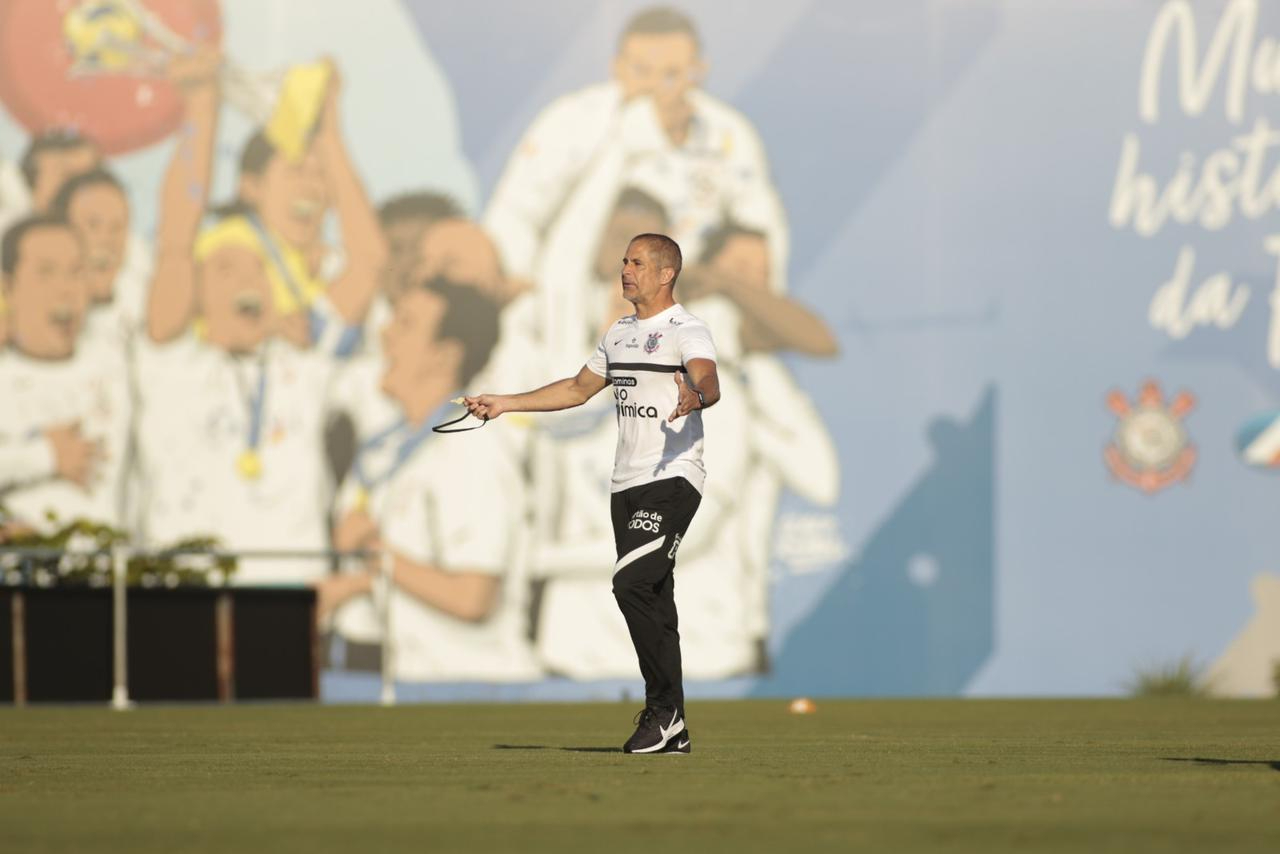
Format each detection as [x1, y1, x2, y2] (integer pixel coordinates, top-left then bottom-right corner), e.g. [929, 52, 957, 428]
[0, 0, 222, 155]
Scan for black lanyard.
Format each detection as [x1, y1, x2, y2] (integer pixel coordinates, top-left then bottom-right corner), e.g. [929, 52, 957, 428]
[431, 408, 488, 434]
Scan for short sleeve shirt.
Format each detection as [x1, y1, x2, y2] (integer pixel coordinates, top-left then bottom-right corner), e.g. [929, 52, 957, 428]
[331, 411, 540, 682]
[586, 303, 716, 493]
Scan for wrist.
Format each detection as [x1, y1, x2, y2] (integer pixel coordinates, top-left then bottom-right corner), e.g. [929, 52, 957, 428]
[315, 123, 343, 151]
[345, 570, 375, 597]
[180, 86, 220, 108]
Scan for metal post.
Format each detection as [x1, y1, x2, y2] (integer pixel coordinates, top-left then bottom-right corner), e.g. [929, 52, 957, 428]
[11, 590, 26, 707]
[110, 546, 132, 711]
[379, 549, 395, 706]
[215, 591, 234, 702]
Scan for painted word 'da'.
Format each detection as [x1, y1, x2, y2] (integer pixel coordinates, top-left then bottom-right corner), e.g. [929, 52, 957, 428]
[1148, 244, 1249, 340]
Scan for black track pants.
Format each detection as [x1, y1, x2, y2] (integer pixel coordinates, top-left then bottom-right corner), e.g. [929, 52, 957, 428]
[610, 476, 702, 715]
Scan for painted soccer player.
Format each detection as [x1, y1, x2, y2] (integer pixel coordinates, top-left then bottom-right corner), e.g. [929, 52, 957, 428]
[0, 214, 130, 532]
[466, 233, 719, 754]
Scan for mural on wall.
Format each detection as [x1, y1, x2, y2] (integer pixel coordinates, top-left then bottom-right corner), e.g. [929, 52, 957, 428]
[0, 0, 850, 695]
[4, 0, 1280, 698]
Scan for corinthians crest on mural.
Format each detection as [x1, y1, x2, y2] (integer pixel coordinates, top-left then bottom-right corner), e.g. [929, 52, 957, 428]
[1104, 380, 1196, 494]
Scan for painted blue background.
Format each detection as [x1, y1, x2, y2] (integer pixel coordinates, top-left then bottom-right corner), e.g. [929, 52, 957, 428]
[370, 0, 1280, 697]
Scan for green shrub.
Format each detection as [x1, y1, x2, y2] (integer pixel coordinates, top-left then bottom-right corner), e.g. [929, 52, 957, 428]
[1127, 655, 1210, 697]
[0, 509, 236, 587]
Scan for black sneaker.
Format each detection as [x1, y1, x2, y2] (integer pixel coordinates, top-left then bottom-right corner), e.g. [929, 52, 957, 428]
[660, 728, 691, 754]
[622, 706, 685, 754]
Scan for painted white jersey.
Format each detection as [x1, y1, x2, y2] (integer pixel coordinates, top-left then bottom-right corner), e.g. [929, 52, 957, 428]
[132, 330, 341, 585]
[0, 345, 131, 531]
[1206, 573, 1280, 697]
[82, 233, 152, 355]
[585, 303, 716, 494]
[485, 81, 789, 296]
[329, 365, 539, 682]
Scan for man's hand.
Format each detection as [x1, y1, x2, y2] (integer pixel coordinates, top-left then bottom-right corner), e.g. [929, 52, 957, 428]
[314, 571, 373, 624]
[674, 263, 731, 303]
[496, 276, 533, 304]
[655, 96, 694, 145]
[415, 220, 505, 303]
[45, 422, 103, 490]
[668, 372, 703, 422]
[464, 394, 507, 421]
[333, 508, 381, 553]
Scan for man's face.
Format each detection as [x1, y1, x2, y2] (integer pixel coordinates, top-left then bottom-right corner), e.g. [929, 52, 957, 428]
[595, 206, 665, 281]
[197, 244, 277, 353]
[65, 183, 129, 303]
[381, 215, 432, 302]
[620, 238, 672, 305]
[613, 33, 704, 108]
[241, 147, 329, 249]
[415, 219, 503, 301]
[379, 288, 461, 401]
[31, 144, 100, 213]
[4, 226, 88, 360]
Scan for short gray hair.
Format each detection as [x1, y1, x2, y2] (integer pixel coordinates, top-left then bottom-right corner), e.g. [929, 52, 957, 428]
[631, 233, 682, 284]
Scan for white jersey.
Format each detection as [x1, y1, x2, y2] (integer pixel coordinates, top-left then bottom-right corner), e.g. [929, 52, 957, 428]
[1206, 573, 1280, 697]
[131, 313, 352, 584]
[81, 233, 152, 355]
[0, 344, 131, 531]
[532, 359, 756, 679]
[329, 359, 540, 682]
[484, 81, 789, 296]
[585, 303, 716, 494]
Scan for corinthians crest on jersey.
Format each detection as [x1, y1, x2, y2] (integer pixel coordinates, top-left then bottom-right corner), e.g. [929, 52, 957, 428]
[585, 303, 718, 495]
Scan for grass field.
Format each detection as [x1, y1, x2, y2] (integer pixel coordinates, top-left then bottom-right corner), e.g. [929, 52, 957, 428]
[1, 699, 1278, 852]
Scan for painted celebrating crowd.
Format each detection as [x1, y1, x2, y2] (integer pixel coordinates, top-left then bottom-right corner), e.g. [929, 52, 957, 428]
[0, 7, 839, 684]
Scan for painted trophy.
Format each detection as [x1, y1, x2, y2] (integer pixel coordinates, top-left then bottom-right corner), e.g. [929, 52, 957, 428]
[0, 0, 329, 157]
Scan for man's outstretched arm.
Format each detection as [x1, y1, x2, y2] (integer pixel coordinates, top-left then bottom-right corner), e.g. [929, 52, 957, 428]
[465, 364, 609, 420]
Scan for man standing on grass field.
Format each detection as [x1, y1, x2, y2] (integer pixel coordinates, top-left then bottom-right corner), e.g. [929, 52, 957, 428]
[466, 233, 719, 754]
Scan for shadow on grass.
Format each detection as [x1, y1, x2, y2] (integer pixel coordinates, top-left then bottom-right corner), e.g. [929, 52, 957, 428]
[1162, 757, 1280, 772]
[493, 744, 619, 753]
